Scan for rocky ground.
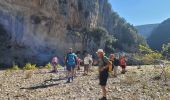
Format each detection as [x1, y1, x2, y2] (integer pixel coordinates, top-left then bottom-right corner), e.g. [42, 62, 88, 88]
[0, 65, 170, 100]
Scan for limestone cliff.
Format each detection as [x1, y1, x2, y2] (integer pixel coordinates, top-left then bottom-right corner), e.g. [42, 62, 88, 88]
[0, 0, 145, 67]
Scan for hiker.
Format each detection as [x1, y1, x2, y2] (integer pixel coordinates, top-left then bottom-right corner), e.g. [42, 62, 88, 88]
[50, 56, 58, 73]
[77, 56, 81, 70]
[83, 53, 93, 75]
[65, 48, 77, 83]
[120, 55, 127, 74]
[113, 55, 120, 77]
[89, 55, 93, 71]
[109, 54, 114, 75]
[96, 49, 111, 100]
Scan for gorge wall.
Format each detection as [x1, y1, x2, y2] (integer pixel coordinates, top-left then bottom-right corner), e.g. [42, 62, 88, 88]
[0, 0, 145, 67]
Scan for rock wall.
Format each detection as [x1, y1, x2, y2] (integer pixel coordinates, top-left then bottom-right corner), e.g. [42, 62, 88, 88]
[0, 0, 113, 67]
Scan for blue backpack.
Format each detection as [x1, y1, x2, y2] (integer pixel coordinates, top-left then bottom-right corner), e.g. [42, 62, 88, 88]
[66, 53, 76, 65]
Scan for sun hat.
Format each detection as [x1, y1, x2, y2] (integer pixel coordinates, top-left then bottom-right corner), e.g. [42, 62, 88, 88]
[96, 49, 104, 54]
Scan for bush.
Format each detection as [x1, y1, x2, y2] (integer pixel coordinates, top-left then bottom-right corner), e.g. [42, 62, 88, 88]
[23, 63, 37, 70]
[57, 64, 63, 68]
[44, 63, 52, 69]
[11, 64, 20, 70]
[44, 63, 62, 69]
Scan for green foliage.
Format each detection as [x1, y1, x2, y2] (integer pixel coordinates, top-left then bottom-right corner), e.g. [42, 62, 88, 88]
[138, 45, 163, 64]
[45, 63, 52, 69]
[139, 44, 162, 59]
[23, 63, 37, 70]
[145, 53, 162, 60]
[139, 44, 153, 54]
[148, 18, 170, 51]
[110, 11, 147, 52]
[57, 64, 62, 68]
[105, 35, 117, 53]
[11, 64, 20, 70]
[162, 43, 170, 58]
[90, 27, 109, 42]
[81, 27, 111, 47]
[44, 63, 62, 69]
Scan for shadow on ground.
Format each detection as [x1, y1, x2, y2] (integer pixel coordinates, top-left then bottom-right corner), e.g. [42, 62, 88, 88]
[20, 77, 67, 90]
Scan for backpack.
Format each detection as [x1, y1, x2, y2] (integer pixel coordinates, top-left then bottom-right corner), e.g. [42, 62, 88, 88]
[67, 53, 76, 65]
[120, 58, 126, 65]
[108, 61, 112, 72]
[102, 56, 112, 72]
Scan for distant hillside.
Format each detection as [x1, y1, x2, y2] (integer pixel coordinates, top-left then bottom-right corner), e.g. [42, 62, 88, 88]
[147, 18, 170, 51]
[135, 24, 159, 38]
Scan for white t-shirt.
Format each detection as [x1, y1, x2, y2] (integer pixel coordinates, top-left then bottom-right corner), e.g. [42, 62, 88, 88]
[84, 56, 92, 65]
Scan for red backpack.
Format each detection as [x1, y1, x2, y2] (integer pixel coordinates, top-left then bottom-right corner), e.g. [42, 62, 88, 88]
[120, 58, 126, 65]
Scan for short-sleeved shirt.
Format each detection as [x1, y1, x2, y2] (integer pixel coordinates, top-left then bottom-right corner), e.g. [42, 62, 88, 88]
[66, 53, 77, 66]
[114, 58, 120, 66]
[98, 56, 109, 68]
[84, 56, 92, 65]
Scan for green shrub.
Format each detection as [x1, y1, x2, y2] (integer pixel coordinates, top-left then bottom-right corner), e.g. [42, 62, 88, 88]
[11, 64, 20, 70]
[57, 64, 62, 68]
[44, 63, 63, 69]
[23, 63, 37, 70]
[44, 63, 52, 69]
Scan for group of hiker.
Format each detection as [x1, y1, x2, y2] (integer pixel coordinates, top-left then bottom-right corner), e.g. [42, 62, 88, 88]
[50, 48, 127, 100]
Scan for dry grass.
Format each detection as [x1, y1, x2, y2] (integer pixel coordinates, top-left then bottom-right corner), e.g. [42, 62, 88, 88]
[25, 71, 33, 79]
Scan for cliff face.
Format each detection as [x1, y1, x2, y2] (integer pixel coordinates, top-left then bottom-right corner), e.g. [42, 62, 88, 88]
[0, 0, 144, 67]
[0, 0, 110, 66]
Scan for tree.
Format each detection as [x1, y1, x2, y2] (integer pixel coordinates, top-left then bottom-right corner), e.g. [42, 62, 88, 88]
[162, 43, 170, 59]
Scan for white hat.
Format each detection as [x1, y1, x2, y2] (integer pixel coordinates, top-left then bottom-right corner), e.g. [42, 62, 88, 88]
[96, 49, 104, 54]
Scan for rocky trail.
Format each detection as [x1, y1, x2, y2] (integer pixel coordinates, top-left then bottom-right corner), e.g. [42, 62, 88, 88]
[0, 66, 170, 100]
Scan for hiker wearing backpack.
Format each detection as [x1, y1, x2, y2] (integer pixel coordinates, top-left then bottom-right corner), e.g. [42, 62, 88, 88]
[50, 57, 58, 73]
[120, 55, 127, 74]
[96, 49, 111, 100]
[83, 53, 93, 75]
[65, 48, 77, 83]
[109, 54, 115, 76]
[113, 55, 120, 77]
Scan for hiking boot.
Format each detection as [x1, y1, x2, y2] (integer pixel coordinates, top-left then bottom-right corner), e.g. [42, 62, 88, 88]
[66, 80, 70, 83]
[66, 77, 71, 83]
[99, 97, 107, 100]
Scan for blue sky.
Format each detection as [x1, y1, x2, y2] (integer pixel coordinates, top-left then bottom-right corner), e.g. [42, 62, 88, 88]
[108, 0, 170, 25]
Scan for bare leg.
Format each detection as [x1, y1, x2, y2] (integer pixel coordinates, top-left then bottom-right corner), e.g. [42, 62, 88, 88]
[84, 66, 86, 75]
[114, 66, 118, 76]
[101, 86, 107, 98]
[87, 65, 89, 75]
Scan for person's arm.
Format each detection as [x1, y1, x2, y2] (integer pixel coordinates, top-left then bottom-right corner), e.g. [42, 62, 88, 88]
[65, 54, 68, 64]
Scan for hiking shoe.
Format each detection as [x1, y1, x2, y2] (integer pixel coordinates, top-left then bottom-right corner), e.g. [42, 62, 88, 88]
[66, 80, 71, 83]
[71, 77, 73, 81]
[99, 97, 107, 100]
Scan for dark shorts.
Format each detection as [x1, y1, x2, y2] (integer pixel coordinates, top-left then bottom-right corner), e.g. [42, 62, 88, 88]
[66, 65, 75, 71]
[121, 65, 126, 69]
[84, 64, 89, 69]
[99, 70, 109, 86]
